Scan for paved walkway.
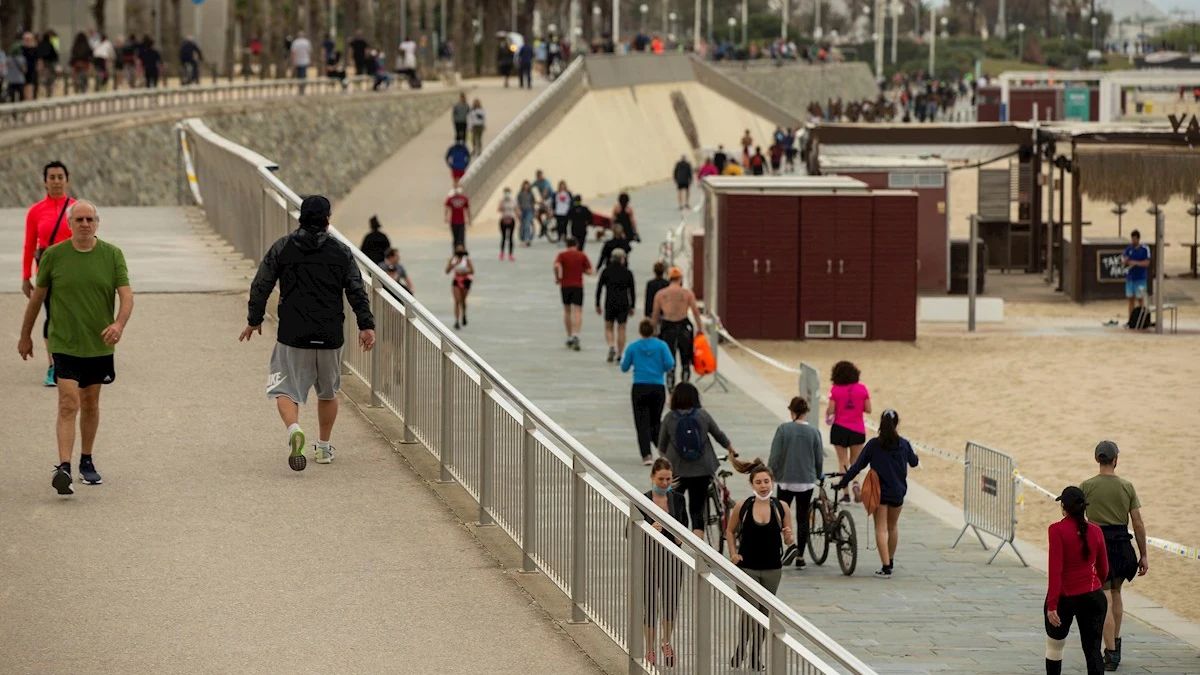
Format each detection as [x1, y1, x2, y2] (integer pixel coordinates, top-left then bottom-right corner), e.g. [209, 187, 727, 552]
[335, 77, 544, 247]
[375, 180, 1200, 675]
[0, 207, 608, 674]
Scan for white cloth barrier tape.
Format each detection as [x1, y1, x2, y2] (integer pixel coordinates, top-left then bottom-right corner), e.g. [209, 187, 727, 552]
[714, 319, 1200, 562]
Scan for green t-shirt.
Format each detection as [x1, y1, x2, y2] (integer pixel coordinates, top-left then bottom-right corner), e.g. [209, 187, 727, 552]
[1080, 474, 1141, 527]
[35, 238, 130, 358]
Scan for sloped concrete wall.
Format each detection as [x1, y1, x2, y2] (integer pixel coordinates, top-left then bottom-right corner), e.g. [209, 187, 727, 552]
[0, 91, 457, 209]
[714, 63, 879, 118]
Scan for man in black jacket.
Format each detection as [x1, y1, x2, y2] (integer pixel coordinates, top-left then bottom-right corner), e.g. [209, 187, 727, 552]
[239, 195, 376, 472]
[673, 155, 693, 210]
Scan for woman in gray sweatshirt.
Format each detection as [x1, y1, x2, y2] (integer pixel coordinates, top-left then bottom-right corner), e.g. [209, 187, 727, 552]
[657, 382, 738, 539]
[767, 396, 824, 569]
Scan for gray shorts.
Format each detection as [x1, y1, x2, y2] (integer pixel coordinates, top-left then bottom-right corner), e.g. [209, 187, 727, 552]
[266, 342, 343, 404]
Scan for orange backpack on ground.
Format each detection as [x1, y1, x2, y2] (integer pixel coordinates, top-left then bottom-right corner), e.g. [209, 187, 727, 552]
[693, 333, 716, 376]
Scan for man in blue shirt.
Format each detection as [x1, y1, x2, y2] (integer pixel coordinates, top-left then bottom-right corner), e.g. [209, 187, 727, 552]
[1122, 229, 1151, 317]
[445, 141, 471, 188]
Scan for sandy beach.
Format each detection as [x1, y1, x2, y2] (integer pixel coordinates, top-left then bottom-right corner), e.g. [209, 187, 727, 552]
[734, 325, 1200, 624]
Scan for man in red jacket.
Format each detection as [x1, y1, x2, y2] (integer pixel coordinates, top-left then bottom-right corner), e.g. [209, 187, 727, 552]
[22, 161, 75, 387]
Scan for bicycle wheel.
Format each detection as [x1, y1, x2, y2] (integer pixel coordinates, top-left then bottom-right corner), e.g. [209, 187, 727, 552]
[704, 487, 725, 552]
[836, 510, 858, 576]
[807, 497, 830, 565]
[545, 216, 561, 243]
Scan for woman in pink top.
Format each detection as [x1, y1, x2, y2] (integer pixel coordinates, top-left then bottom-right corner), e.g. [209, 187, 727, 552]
[825, 360, 871, 503]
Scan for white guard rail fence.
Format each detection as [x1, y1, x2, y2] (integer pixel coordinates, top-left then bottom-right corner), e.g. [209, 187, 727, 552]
[952, 442, 1028, 566]
[0, 76, 376, 132]
[178, 116, 878, 675]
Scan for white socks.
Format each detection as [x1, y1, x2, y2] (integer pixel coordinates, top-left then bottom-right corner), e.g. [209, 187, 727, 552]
[317, 440, 330, 449]
[287, 423, 301, 436]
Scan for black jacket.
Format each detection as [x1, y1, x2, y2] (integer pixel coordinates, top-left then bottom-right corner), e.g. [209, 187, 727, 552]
[248, 227, 375, 349]
[596, 236, 632, 272]
[596, 263, 636, 310]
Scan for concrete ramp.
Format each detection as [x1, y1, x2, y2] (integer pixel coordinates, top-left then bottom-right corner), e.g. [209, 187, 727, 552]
[477, 55, 795, 214]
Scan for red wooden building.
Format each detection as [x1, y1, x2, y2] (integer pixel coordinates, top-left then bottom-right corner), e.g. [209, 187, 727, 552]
[817, 155, 949, 292]
[700, 177, 919, 342]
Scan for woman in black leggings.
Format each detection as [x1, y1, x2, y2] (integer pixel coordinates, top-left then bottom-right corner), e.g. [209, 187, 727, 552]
[767, 396, 823, 569]
[1045, 486, 1109, 675]
[657, 382, 737, 540]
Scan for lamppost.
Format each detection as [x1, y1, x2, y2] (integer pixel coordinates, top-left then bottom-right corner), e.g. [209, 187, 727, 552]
[1091, 15, 1099, 48]
[1018, 22, 1025, 60]
[728, 16, 737, 43]
[940, 15, 948, 38]
[640, 3, 649, 31]
[593, 4, 601, 38]
[669, 11, 678, 38]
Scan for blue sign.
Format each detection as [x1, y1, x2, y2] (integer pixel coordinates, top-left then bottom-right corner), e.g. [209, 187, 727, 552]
[192, 0, 205, 5]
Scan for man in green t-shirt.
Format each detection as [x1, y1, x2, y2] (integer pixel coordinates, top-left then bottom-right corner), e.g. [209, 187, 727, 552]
[17, 200, 133, 497]
[1080, 440, 1148, 672]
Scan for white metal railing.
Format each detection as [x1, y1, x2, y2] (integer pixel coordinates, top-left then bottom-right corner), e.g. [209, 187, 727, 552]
[0, 76, 377, 132]
[178, 116, 878, 675]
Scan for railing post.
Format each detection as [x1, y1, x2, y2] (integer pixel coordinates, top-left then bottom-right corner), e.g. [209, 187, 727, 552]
[401, 308, 417, 442]
[438, 340, 455, 483]
[768, 610, 787, 674]
[626, 501, 644, 673]
[369, 287, 383, 408]
[477, 374, 494, 526]
[693, 553, 713, 675]
[520, 412, 538, 573]
[570, 454, 589, 624]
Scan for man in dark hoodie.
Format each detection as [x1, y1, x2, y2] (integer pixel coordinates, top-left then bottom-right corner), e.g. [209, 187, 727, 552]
[452, 93, 470, 142]
[240, 195, 376, 472]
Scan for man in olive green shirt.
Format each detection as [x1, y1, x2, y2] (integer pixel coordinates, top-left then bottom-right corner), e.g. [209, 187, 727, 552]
[1081, 440, 1148, 671]
[17, 200, 133, 497]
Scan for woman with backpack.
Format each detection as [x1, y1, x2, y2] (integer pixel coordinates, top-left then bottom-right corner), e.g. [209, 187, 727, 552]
[1044, 486, 1109, 675]
[641, 458, 686, 667]
[835, 409, 919, 578]
[767, 396, 824, 570]
[657, 382, 738, 539]
[826, 360, 872, 503]
[724, 464, 795, 670]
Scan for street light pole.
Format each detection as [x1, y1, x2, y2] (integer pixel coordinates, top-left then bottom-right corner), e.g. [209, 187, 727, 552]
[929, 6, 936, 75]
[873, 0, 884, 79]
[741, 0, 748, 45]
[1091, 16, 1099, 49]
[1018, 22, 1025, 60]
[728, 16, 736, 43]
[782, 0, 788, 40]
[890, 0, 899, 65]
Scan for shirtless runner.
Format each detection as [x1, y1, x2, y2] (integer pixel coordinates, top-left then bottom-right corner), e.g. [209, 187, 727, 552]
[650, 266, 703, 391]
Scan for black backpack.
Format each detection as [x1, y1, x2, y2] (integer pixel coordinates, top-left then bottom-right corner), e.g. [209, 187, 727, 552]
[737, 496, 785, 547]
[675, 410, 704, 461]
[1128, 306, 1152, 330]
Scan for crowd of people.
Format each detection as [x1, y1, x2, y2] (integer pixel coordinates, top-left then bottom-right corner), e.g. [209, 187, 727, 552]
[1, 28, 168, 100]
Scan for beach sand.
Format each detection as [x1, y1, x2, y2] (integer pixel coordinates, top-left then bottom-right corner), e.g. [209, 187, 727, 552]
[734, 328, 1200, 623]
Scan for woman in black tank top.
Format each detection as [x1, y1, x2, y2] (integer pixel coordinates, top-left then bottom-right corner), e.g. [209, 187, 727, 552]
[725, 465, 794, 670]
[613, 192, 639, 242]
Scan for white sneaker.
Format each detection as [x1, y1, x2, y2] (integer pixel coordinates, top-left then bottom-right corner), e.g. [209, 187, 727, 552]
[315, 443, 335, 464]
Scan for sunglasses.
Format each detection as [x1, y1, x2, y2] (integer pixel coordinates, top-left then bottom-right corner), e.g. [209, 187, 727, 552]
[72, 216, 97, 223]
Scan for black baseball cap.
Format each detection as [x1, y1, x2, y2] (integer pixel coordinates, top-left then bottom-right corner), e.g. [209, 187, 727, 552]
[1056, 486, 1087, 509]
[1095, 440, 1119, 462]
[300, 195, 331, 220]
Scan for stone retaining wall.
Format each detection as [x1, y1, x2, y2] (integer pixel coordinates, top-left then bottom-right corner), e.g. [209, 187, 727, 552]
[714, 62, 879, 119]
[0, 91, 457, 209]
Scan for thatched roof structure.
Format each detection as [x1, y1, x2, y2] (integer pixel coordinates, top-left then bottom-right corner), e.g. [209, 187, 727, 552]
[1076, 145, 1200, 205]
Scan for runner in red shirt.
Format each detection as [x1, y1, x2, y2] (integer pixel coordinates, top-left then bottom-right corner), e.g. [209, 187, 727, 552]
[553, 235, 593, 351]
[22, 161, 75, 387]
[444, 187, 471, 251]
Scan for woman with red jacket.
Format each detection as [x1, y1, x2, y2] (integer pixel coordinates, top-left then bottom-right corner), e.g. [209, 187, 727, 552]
[22, 161, 74, 386]
[1045, 486, 1110, 675]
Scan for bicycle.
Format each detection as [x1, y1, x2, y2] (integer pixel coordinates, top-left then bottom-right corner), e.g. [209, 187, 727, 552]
[702, 454, 736, 553]
[807, 472, 859, 576]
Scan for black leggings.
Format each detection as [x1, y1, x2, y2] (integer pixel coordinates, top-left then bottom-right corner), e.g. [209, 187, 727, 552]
[631, 384, 665, 460]
[777, 488, 813, 558]
[499, 219, 514, 255]
[660, 320, 693, 387]
[675, 475, 711, 532]
[1044, 590, 1107, 675]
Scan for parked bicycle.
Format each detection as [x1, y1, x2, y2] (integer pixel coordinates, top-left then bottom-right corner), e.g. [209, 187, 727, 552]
[701, 453, 736, 553]
[807, 472, 858, 575]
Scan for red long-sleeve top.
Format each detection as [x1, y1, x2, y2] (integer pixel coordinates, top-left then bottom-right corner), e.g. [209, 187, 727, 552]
[1046, 517, 1109, 612]
[22, 195, 74, 280]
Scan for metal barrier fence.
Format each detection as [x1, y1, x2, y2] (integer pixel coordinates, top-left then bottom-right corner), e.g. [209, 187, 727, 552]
[952, 442, 1028, 566]
[0, 76, 376, 132]
[178, 116, 878, 675]
[458, 56, 588, 208]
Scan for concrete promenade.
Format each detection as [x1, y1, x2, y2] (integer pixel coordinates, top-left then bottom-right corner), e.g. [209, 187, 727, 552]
[371, 180, 1200, 675]
[0, 207, 609, 674]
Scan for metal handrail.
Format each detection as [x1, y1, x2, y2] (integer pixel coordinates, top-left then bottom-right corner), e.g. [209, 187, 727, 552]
[179, 116, 877, 675]
[0, 76, 377, 132]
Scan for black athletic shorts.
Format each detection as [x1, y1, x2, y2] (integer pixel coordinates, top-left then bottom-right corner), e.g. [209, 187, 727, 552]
[605, 304, 631, 323]
[52, 353, 116, 388]
[830, 423, 867, 448]
[561, 286, 583, 306]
